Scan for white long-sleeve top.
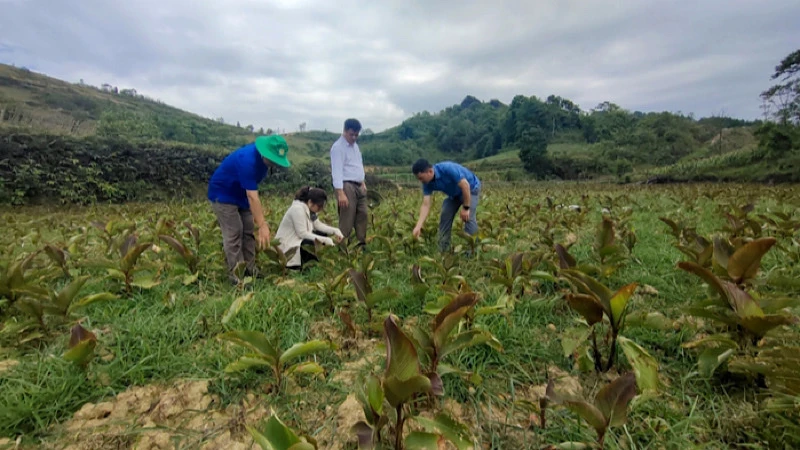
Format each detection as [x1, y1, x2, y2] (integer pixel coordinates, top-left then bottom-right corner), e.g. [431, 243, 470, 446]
[330, 135, 365, 189]
[274, 200, 343, 267]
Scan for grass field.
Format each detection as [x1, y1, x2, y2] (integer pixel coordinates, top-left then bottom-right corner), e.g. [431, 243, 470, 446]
[1, 182, 799, 449]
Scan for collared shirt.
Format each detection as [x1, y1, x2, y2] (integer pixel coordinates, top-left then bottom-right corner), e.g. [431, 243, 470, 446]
[330, 135, 365, 189]
[207, 143, 268, 209]
[422, 161, 481, 199]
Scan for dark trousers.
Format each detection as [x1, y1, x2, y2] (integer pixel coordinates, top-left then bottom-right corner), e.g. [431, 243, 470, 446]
[287, 232, 324, 270]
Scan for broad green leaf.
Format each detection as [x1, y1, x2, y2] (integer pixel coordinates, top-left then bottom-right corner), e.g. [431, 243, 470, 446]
[617, 337, 658, 394]
[759, 295, 800, 313]
[561, 270, 612, 312]
[64, 339, 97, 366]
[698, 346, 736, 377]
[595, 372, 637, 428]
[440, 329, 502, 359]
[404, 432, 444, 450]
[530, 270, 556, 282]
[121, 242, 152, 273]
[609, 283, 638, 329]
[366, 375, 384, 416]
[286, 361, 324, 375]
[436, 363, 469, 377]
[69, 292, 117, 313]
[384, 374, 431, 407]
[247, 425, 275, 450]
[727, 237, 776, 283]
[131, 272, 160, 289]
[279, 340, 333, 365]
[413, 413, 475, 450]
[224, 355, 273, 373]
[261, 413, 304, 450]
[562, 400, 606, 435]
[549, 443, 590, 450]
[218, 330, 278, 362]
[565, 294, 604, 326]
[433, 293, 479, 349]
[63, 324, 97, 367]
[739, 314, 796, 337]
[721, 281, 763, 318]
[561, 326, 591, 358]
[682, 334, 739, 350]
[222, 292, 255, 325]
[384, 315, 423, 382]
[55, 276, 90, 311]
[349, 269, 371, 304]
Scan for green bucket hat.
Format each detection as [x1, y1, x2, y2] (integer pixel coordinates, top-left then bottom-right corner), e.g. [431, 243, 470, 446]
[255, 135, 291, 168]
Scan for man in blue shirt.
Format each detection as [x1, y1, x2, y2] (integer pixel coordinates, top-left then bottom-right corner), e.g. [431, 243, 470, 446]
[411, 159, 481, 252]
[208, 135, 291, 284]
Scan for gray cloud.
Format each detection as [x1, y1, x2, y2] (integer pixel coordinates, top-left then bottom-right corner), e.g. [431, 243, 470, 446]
[1, 0, 798, 133]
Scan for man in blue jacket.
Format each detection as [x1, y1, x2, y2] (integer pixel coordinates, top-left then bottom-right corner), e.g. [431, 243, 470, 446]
[208, 135, 290, 283]
[411, 159, 481, 252]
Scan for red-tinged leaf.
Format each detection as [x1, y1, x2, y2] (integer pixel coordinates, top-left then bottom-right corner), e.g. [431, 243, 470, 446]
[349, 269, 371, 304]
[433, 293, 479, 348]
[595, 372, 637, 428]
[727, 237, 777, 283]
[384, 315, 422, 382]
[566, 293, 604, 326]
[555, 244, 576, 269]
[677, 261, 728, 306]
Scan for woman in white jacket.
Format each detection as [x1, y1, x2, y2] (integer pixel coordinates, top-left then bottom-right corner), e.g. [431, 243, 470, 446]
[274, 186, 344, 269]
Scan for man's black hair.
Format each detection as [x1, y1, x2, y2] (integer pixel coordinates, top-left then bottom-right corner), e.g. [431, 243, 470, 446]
[412, 159, 432, 175]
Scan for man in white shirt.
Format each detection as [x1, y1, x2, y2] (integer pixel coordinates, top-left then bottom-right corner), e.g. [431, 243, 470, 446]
[330, 118, 367, 249]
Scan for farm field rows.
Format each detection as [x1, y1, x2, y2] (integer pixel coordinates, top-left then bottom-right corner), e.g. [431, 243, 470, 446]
[1, 182, 799, 449]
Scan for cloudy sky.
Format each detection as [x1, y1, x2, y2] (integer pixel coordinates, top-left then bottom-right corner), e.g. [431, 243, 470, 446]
[1, 0, 798, 133]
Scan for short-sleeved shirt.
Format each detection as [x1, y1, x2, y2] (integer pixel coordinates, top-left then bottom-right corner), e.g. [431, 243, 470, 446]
[207, 143, 268, 209]
[422, 162, 481, 199]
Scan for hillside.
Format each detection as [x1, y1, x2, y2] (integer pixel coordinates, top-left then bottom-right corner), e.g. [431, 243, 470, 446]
[2, 62, 788, 186]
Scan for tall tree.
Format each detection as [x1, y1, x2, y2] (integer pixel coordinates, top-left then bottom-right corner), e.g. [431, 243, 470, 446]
[518, 128, 550, 177]
[761, 49, 800, 125]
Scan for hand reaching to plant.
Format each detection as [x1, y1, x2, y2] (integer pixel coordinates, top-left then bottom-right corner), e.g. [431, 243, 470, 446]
[319, 236, 335, 247]
[333, 230, 344, 242]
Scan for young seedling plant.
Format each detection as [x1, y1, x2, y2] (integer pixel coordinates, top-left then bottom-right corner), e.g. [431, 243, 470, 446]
[218, 330, 334, 393]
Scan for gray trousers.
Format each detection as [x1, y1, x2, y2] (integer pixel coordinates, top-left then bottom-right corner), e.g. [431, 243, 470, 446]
[438, 188, 480, 252]
[211, 202, 256, 280]
[337, 181, 368, 245]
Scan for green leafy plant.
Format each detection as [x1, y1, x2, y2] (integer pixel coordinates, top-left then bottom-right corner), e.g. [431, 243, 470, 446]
[248, 411, 317, 450]
[678, 260, 798, 376]
[411, 292, 502, 386]
[349, 267, 398, 325]
[352, 375, 389, 449]
[42, 244, 70, 277]
[560, 270, 639, 372]
[218, 330, 334, 392]
[14, 275, 116, 329]
[63, 323, 97, 368]
[262, 240, 299, 279]
[382, 315, 437, 450]
[542, 372, 638, 448]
